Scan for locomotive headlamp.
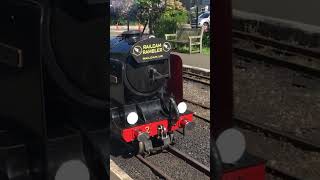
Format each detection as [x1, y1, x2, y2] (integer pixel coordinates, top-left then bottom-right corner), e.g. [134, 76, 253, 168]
[127, 112, 139, 125]
[216, 128, 246, 164]
[177, 102, 187, 114]
[55, 160, 90, 180]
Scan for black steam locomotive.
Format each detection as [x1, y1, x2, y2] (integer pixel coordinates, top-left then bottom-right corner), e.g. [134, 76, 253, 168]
[110, 31, 194, 154]
[0, 1, 108, 180]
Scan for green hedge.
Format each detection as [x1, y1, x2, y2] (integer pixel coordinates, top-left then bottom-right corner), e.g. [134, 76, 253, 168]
[202, 32, 210, 47]
[154, 9, 188, 38]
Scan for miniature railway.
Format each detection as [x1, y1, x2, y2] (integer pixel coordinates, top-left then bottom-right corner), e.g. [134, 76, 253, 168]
[233, 30, 320, 77]
[234, 116, 320, 151]
[135, 145, 210, 180]
[183, 72, 210, 86]
[184, 96, 320, 152]
[183, 95, 319, 179]
[183, 98, 210, 110]
[187, 111, 310, 179]
[235, 115, 320, 179]
[233, 30, 320, 59]
[183, 99, 210, 123]
[183, 71, 211, 81]
[232, 46, 320, 77]
[232, 31, 320, 151]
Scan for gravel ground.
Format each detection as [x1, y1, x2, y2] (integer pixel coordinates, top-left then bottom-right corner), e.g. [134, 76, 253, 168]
[183, 79, 210, 108]
[239, 128, 320, 179]
[233, 55, 320, 141]
[186, 103, 210, 120]
[233, 53, 320, 179]
[173, 116, 210, 167]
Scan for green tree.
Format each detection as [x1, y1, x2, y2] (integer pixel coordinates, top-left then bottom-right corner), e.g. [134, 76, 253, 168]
[134, 0, 165, 34]
[134, 0, 187, 35]
[154, 0, 188, 38]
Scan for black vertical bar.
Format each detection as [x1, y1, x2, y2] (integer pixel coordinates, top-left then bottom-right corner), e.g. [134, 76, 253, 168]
[196, 2, 199, 28]
[212, 0, 233, 138]
[127, 14, 129, 31]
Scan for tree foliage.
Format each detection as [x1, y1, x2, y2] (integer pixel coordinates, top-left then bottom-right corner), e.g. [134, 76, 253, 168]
[134, 0, 187, 35]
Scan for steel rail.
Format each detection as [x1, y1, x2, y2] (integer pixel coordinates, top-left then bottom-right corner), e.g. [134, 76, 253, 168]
[233, 46, 320, 78]
[183, 71, 210, 80]
[233, 30, 320, 59]
[136, 154, 174, 180]
[183, 98, 210, 109]
[183, 75, 210, 86]
[194, 114, 210, 123]
[234, 115, 320, 151]
[167, 145, 211, 177]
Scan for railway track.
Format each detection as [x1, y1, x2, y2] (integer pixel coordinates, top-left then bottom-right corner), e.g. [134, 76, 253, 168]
[183, 71, 210, 81]
[233, 30, 320, 59]
[184, 98, 210, 110]
[233, 30, 320, 77]
[182, 97, 318, 179]
[234, 116, 320, 151]
[183, 98, 210, 124]
[235, 115, 320, 179]
[136, 145, 210, 180]
[232, 46, 320, 77]
[233, 30, 320, 179]
[183, 72, 210, 86]
[183, 97, 320, 152]
[185, 97, 320, 151]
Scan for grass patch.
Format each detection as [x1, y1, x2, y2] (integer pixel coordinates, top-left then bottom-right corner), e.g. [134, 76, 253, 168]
[175, 44, 210, 55]
[202, 47, 210, 55]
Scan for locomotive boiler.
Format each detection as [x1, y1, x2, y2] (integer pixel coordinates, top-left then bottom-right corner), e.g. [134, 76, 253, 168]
[110, 31, 195, 154]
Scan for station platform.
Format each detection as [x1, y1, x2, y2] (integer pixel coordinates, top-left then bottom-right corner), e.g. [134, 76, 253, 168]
[173, 52, 210, 70]
[110, 159, 133, 180]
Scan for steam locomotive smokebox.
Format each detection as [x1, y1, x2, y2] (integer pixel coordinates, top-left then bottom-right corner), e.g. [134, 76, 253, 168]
[0, 0, 107, 179]
[110, 35, 172, 104]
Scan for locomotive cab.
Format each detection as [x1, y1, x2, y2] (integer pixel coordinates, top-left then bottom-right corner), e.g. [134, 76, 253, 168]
[110, 32, 194, 155]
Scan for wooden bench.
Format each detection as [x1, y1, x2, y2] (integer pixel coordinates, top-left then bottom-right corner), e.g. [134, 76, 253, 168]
[165, 27, 204, 54]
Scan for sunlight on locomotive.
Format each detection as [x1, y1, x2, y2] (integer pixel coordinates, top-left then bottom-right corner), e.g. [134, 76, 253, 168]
[55, 160, 90, 180]
[127, 112, 139, 125]
[178, 102, 188, 114]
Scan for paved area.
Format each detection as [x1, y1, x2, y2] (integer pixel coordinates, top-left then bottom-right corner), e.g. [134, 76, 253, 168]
[173, 52, 210, 70]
